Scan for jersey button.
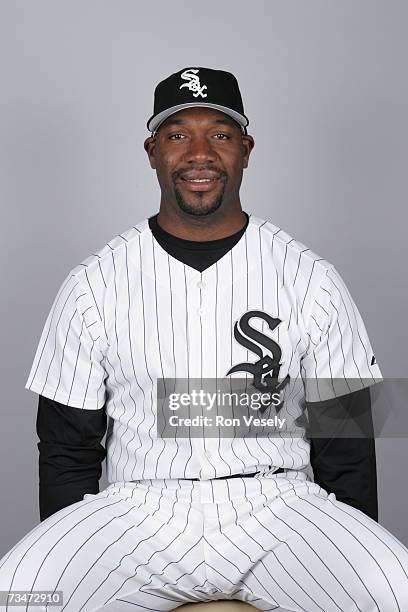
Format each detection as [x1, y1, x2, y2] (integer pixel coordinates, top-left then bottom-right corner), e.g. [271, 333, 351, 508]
[198, 307, 205, 316]
[197, 281, 206, 289]
[205, 450, 212, 459]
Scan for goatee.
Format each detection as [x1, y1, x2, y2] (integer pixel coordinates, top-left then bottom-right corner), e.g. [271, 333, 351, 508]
[173, 174, 227, 217]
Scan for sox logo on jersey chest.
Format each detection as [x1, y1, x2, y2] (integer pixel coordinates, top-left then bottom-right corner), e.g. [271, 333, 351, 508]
[226, 309, 291, 414]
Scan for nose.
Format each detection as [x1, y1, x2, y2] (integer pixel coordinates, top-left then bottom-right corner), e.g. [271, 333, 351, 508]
[184, 134, 217, 164]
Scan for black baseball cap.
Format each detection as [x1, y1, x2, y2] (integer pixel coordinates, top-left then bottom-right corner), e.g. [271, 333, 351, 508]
[147, 67, 249, 135]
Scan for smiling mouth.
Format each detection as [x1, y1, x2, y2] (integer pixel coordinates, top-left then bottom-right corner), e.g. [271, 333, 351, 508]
[181, 177, 218, 182]
[178, 177, 221, 191]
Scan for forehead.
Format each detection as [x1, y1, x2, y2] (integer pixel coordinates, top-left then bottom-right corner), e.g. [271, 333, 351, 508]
[159, 107, 240, 130]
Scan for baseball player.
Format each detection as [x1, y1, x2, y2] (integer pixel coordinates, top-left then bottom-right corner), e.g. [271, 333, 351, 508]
[1, 66, 408, 612]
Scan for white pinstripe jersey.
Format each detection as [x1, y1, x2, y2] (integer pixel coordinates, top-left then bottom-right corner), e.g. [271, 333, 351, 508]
[25, 214, 383, 483]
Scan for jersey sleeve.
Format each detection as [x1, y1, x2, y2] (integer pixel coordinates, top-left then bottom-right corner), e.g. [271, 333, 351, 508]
[25, 270, 106, 410]
[301, 265, 383, 402]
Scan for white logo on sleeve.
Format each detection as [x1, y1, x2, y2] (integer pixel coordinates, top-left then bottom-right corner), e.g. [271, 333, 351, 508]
[179, 68, 208, 98]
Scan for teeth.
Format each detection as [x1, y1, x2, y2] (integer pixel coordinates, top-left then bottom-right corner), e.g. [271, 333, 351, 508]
[185, 178, 214, 182]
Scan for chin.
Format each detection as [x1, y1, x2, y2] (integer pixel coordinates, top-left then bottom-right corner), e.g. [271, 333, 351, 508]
[178, 203, 222, 217]
[174, 192, 224, 218]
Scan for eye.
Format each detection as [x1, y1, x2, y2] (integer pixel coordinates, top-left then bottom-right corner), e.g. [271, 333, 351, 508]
[168, 132, 231, 140]
[168, 133, 186, 140]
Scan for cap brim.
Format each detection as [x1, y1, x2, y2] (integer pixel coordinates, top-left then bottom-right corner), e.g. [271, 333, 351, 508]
[147, 102, 249, 133]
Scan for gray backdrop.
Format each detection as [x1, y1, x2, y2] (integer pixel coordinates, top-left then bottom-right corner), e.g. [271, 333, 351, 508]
[1, 0, 407, 557]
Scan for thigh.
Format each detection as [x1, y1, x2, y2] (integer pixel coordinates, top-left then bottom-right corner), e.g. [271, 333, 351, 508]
[203, 476, 408, 612]
[0, 483, 208, 612]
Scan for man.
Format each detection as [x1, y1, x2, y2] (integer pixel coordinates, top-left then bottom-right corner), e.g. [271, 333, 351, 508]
[1, 66, 407, 611]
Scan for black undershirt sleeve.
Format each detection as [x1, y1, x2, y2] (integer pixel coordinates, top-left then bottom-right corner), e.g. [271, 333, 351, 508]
[36, 395, 107, 521]
[307, 387, 378, 522]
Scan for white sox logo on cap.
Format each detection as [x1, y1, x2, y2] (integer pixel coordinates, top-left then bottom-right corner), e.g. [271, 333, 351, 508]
[179, 68, 208, 98]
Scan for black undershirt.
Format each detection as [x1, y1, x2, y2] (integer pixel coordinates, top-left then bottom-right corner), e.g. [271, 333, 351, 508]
[36, 212, 378, 522]
[148, 211, 249, 271]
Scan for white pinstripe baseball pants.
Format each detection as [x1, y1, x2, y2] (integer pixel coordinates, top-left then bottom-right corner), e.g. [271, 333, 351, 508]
[1, 471, 408, 612]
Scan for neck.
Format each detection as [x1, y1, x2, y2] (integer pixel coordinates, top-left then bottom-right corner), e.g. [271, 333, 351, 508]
[156, 204, 247, 242]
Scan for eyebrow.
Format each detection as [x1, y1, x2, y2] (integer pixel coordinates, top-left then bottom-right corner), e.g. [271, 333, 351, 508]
[161, 116, 238, 129]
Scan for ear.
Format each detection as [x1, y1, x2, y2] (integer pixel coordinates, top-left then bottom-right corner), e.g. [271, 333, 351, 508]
[144, 135, 157, 169]
[242, 135, 255, 169]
